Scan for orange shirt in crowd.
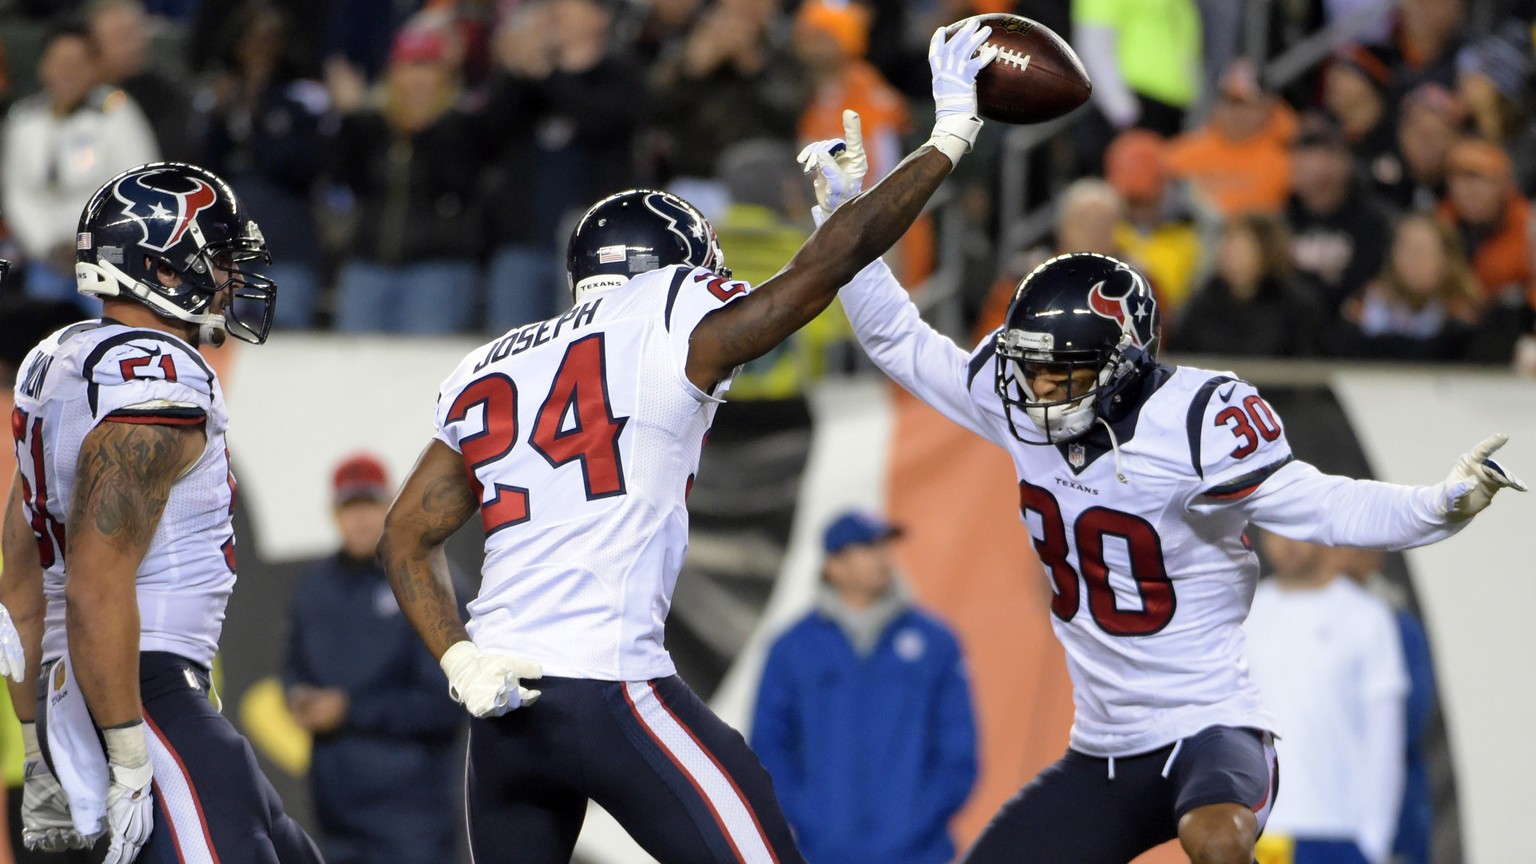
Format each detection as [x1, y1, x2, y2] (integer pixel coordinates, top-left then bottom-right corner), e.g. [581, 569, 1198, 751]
[1439, 192, 1534, 299]
[800, 61, 935, 282]
[1164, 105, 1297, 216]
[800, 60, 909, 179]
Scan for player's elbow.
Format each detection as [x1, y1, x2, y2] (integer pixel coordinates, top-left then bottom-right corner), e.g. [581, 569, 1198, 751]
[376, 515, 427, 569]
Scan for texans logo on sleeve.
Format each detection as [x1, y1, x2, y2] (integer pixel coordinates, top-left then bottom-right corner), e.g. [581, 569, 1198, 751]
[111, 168, 219, 253]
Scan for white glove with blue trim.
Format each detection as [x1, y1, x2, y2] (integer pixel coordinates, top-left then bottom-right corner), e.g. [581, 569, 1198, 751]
[926, 20, 997, 165]
[0, 604, 25, 684]
[101, 722, 154, 864]
[440, 641, 543, 717]
[798, 110, 867, 221]
[1437, 434, 1527, 521]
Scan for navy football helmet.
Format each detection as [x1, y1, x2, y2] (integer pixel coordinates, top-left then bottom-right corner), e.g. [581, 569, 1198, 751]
[566, 190, 729, 299]
[994, 253, 1160, 443]
[75, 162, 276, 345]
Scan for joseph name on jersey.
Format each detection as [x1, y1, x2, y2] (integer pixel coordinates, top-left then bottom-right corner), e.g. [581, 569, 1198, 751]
[10, 321, 237, 668]
[839, 259, 1462, 757]
[434, 265, 749, 681]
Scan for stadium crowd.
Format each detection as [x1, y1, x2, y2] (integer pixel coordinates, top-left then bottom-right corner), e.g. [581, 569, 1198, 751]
[0, 0, 1531, 368]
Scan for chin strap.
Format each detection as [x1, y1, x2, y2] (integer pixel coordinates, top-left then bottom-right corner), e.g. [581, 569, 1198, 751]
[1097, 417, 1129, 485]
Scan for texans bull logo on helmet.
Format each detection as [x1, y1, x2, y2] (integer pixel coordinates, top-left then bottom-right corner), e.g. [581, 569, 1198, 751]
[111, 168, 220, 254]
[641, 192, 720, 273]
[1085, 265, 1156, 349]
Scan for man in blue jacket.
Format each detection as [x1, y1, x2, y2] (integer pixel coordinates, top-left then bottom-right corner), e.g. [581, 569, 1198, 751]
[752, 510, 979, 864]
[284, 454, 465, 864]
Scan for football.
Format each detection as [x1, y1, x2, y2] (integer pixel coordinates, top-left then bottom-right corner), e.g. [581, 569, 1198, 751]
[945, 14, 1092, 125]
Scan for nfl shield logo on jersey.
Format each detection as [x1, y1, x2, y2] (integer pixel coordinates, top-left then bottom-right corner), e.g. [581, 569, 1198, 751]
[1068, 442, 1086, 468]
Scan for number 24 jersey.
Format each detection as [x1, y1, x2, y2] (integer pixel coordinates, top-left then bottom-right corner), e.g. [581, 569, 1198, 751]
[433, 265, 749, 682]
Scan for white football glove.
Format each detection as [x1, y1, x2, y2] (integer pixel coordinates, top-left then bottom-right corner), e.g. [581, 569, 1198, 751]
[798, 109, 867, 216]
[1437, 434, 1528, 522]
[926, 19, 997, 165]
[18, 722, 92, 852]
[439, 640, 543, 718]
[0, 603, 26, 683]
[101, 722, 155, 864]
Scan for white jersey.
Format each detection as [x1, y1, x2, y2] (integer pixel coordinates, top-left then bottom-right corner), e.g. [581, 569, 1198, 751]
[11, 321, 237, 668]
[840, 259, 1461, 756]
[434, 265, 749, 681]
[1246, 578, 1408, 861]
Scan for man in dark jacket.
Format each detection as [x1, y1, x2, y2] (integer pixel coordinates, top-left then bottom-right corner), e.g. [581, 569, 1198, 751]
[1286, 111, 1396, 315]
[284, 454, 464, 864]
[752, 511, 978, 864]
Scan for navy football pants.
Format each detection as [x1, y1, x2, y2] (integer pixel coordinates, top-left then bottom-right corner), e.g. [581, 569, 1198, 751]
[466, 675, 804, 864]
[963, 725, 1279, 864]
[40, 653, 322, 864]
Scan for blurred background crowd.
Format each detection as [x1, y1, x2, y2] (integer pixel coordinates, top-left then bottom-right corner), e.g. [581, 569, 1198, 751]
[0, 1, 1532, 863]
[0, 0, 1532, 369]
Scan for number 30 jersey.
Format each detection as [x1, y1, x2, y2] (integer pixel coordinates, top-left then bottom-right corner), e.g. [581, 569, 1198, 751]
[839, 260, 1463, 756]
[11, 321, 238, 669]
[434, 265, 750, 681]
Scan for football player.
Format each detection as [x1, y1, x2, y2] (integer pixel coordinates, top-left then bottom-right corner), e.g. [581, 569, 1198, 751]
[798, 126, 1525, 864]
[377, 21, 997, 864]
[1, 162, 321, 863]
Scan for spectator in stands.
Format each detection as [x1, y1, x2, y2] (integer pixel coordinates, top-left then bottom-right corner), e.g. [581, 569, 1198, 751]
[713, 139, 853, 400]
[795, 0, 932, 283]
[1385, 0, 1465, 96]
[330, 24, 484, 333]
[1375, 82, 1463, 210]
[480, 0, 647, 331]
[1165, 59, 1295, 218]
[651, 0, 807, 183]
[1286, 111, 1395, 314]
[1105, 129, 1201, 314]
[1171, 214, 1325, 356]
[976, 179, 1127, 336]
[795, 0, 905, 181]
[1455, 21, 1536, 190]
[1456, 21, 1531, 146]
[1330, 548, 1437, 864]
[88, 0, 192, 160]
[1440, 136, 1533, 302]
[753, 511, 977, 864]
[2, 21, 157, 309]
[198, 2, 329, 329]
[629, 0, 702, 64]
[1341, 212, 1480, 360]
[1246, 532, 1408, 864]
[1070, 0, 1201, 173]
[284, 454, 464, 864]
[1323, 45, 1397, 179]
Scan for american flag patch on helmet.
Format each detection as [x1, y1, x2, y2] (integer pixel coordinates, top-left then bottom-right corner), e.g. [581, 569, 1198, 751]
[597, 245, 625, 264]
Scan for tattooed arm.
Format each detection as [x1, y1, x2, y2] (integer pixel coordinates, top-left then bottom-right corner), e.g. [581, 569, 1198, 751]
[65, 422, 204, 727]
[3, 473, 45, 721]
[379, 440, 477, 660]
[684, 147, 953, 391]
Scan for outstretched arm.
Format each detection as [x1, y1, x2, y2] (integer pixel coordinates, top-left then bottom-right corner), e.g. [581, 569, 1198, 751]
[2, 473, 44, 720]
[684, 21, 997, 390]
[379, 440, 477, 660]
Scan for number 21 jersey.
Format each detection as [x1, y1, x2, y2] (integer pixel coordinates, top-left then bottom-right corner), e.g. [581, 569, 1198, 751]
[434, 265, 749, 681]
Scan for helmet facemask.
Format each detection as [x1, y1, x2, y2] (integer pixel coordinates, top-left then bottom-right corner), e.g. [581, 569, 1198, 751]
[80, 220, 276, 346]
[996, 329, 1126, 444]
[75, 163, 279, 346]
